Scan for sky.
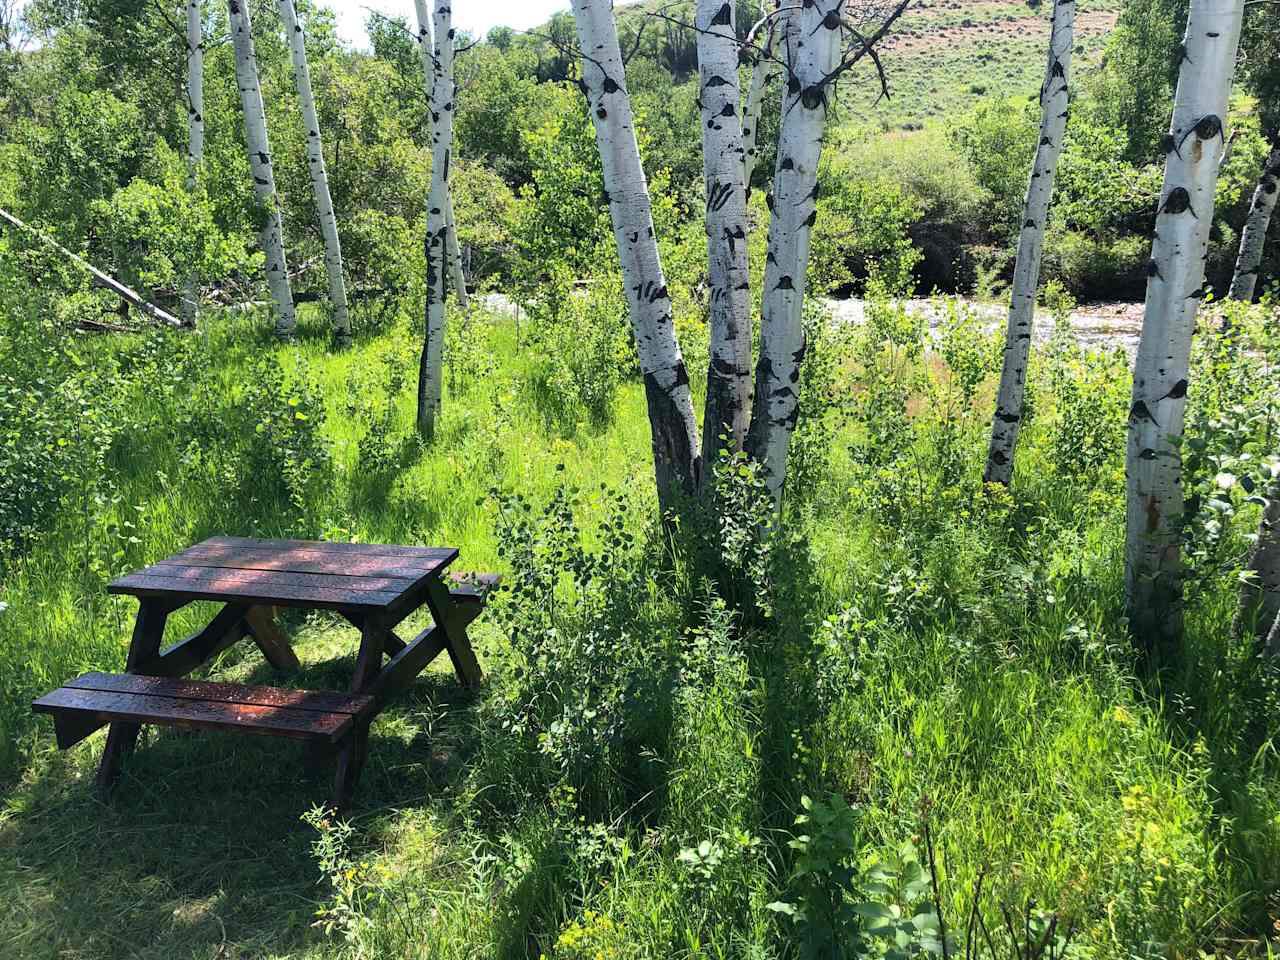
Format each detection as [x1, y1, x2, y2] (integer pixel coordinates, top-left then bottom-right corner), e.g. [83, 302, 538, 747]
[331, 0, 573, 48]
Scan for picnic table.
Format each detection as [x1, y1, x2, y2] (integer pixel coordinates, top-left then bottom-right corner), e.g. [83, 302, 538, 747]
[33, 536, 497, 807]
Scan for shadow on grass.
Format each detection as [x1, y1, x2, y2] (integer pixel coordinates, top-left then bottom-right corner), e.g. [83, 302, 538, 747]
[0, 661, 482, 960]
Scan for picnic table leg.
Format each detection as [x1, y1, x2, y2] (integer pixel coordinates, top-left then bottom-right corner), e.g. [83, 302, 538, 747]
[96, 598, 170, 795]
[244, 605, 301, 672]
[332, 615, 385, 809]
[425, 578, 483, 689]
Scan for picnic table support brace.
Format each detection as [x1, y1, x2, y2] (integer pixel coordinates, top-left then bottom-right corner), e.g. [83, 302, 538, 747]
[96, 599, 170, 795]
[332, 615, 385, 808]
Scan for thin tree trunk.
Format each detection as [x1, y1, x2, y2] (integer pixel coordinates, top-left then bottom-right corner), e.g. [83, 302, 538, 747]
[227, 0, 295, 337]
[1235, 476, 1280, 643]
[983, 0, 1075, 485]
[741, 1, 785, 195]
[413, 0, 468, 310]
[181, 0, 203, 328]
[445, 192, 468, 308]
[0, 207, 181, 326]
[697, 0, 752, 462]
[1125, 0, 1243, 651]
[570, 0, 702, 508]
[416, 0, 453, 439]
[1263, 603, 1280, 658]
[278, 0, 350, 344]
[743, 0, 845, 507]
[1228, 143, 1280, 302]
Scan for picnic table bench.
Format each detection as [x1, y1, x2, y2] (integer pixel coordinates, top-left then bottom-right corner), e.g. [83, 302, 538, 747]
[32, 536, 498, 808]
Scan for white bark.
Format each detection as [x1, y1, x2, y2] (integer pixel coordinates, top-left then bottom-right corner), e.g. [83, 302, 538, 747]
[0, 207, 181, 326]
[697, 0, 753, 460]
[416, 0, 453, 439]
[227, 0, 295, 337]
[1228, 144, 1279, 301]
[984, 0, 1075, 485]
[1125, 0, 1243, 649]
[570, 0, 702, 504]
[278, 0, 350, 342]
[741, 2, 785, 193]
[413, 0, 468, 310]
[182, 0, 203, 327]
[445, 192, 468, 308]
[744, 0, 845, 506]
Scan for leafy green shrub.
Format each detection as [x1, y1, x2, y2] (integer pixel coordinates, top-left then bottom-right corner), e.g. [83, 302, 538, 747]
[811, 162, 923, 296]
[523, 269, 629, 436]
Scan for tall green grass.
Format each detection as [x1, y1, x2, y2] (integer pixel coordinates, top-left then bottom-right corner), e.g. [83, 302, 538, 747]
[0, 298, 1276, 959]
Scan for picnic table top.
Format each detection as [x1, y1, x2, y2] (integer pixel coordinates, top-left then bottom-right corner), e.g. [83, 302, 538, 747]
[108, 535, 459, 612]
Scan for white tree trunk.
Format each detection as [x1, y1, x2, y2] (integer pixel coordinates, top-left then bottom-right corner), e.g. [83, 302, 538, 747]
[445, 192, 468, 308]
[413, 0, 468, 310]
[570, 0, 702, 506]
[227, 0, 295, 337]
[1228, 144, 1279, 302]
[416, 0, 453, 439]
[744, 0, 845, 506]
[278, 0, 350, 343]
[741, 2, 785, 194]
[697, 0, 752, 461]
[1125, 0, 1243, 650]
[984, 0, 1075, 485]
[181, 0, 203, 327]
[0, 207, 181, 326]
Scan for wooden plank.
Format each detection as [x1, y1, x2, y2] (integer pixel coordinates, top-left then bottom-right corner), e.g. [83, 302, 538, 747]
[340, 610, 407, 656]
[59, 672, 372, 715]
[244, 606, 301, 672]
[96, 599, 169, 792]
[144, 562, 416, 594]
[126, 550, 445, 580]
[366, 624, 449, 706]
[135, 602, 251, 678]
[34, 686, 355, 742]
[200, 536, 457, 561]
[106, 574, 401, 610]
[427, 578, 483, 689]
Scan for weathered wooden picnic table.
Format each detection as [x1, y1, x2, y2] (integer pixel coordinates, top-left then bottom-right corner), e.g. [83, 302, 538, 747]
[32, 535, 497, 807]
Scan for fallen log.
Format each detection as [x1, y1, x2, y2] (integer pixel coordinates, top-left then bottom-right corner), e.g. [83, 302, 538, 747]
[0, 207, 182, 327]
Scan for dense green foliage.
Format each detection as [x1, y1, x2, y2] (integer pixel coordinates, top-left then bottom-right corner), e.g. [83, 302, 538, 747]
[2, 0, 1280, 957]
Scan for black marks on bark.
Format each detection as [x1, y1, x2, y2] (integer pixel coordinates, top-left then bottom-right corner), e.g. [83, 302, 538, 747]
[1146, 259, 1164, 280]
[708, 181, 734, 212]
[1138, 447, 1157, 460]
[803, 209, 817, 227]
[800, 85, 826, 110]
[711, 2, 732, 26]
[1161, 187, 1193, 217]
[719, 103, 736, 118]
[602, 76, 620, 94]
[705, 74, 731, 88]
[996, 410, 1021, 424]
[1158, 379, 1187, 401]
[780, 157, 794, 170]
[774, 275, 794, 292]
[1129, 400, 1159, 425]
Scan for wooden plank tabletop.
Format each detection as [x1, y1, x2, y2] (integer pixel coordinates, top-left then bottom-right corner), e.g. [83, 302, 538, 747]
[108, 536, 458, 611]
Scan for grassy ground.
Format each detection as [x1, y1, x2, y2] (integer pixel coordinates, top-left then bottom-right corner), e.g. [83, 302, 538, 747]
[1, 299, 1278, 958]
[839, 0, 1120, 126]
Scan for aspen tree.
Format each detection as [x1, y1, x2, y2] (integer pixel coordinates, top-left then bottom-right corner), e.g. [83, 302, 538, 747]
[278, 0, 350, 343]
[570, 0, 703, 506]
[743, 0, 846, 505]
[696, 0, 752, 459]
[1125, 0, 1244, 649]
[181, 0, 203, 327]
[984, 0, 1075, 484]
[227, 0, 295, 337]
[416, 0, 455, 438]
